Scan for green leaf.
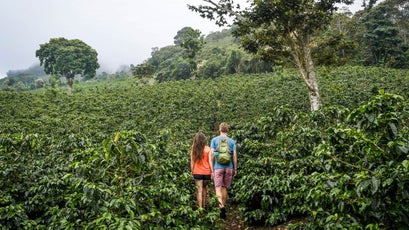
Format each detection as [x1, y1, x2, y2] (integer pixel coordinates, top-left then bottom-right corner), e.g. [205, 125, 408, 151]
[371, 176, 380, 194]
[402, 160, 409, 170]
[389, 123, 397, 137]
[357, 179, 371, 197]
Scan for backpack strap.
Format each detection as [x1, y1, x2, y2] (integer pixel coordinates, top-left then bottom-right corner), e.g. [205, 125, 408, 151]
[216, 136, 227, 151]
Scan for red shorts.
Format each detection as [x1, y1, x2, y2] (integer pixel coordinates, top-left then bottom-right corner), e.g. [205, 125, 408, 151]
[213, 168, 233, 188]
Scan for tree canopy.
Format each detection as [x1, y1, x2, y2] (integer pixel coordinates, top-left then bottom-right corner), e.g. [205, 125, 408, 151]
[356, 0, 409, 67]
[174, 27, 205, 77]
[189, 0, 355, 111]
[36, 37, 99, 93]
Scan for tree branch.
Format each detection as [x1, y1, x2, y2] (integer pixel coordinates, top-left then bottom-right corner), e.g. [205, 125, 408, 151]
[202, 0, 246, 22]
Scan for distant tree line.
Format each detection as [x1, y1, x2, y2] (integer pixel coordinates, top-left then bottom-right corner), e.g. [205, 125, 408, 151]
[314, 0, 409, 68]
[0, 65, 47, 91]
[132, 27, 275, 82]
[2, 0, 407, 92]
[133, 0, 407, 83]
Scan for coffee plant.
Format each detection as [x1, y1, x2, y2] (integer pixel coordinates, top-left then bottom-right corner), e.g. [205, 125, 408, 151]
[232, 91, 409, 229]
[1, 66, 408, 229]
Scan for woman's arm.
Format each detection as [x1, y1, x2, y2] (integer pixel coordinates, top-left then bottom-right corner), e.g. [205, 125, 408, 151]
[190, 151, 194, 173]
[209, 148, 214, 174]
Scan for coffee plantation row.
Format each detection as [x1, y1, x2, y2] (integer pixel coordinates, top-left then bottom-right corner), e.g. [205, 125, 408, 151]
[1, 66, 408, 229]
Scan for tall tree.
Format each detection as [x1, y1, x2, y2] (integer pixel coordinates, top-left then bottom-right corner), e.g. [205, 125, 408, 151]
[174, 27, 205, 77]
[189, 0, 354, 111]
[313, 10, 357, 66]
[354, 0, 408, 68]
[226, 50, 242, 74]
[36, 38, 99, 93]
[131, 62, 156, 79]
[391, 0, 409, 44]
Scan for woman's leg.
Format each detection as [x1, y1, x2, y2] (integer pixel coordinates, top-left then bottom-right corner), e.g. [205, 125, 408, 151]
[195, 180, 204, 208]
[202, 181, 209, 208]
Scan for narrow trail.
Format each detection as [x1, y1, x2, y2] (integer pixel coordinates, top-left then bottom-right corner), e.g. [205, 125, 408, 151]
[205, 186, 292, 229]
[221, 204, 288, 230]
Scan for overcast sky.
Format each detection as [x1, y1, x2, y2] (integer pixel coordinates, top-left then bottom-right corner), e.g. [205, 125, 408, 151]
[0, 0, 364, 78]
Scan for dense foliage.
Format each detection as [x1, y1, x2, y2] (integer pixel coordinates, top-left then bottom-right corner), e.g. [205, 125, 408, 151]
[1, 66, 409, 229]
[146, 28, 274, 83]
[3, 1, 407, 92]
[233, 91, 409, 228]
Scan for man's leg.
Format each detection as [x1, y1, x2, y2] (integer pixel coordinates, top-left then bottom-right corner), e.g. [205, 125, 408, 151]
[215, 186, 224, 208]
[215, 186, 227, 219]
[222, 168, 233, 207]
[221, 187, 228, 207]
[220, 168, 233, 219]
[214, 169, 228, 219]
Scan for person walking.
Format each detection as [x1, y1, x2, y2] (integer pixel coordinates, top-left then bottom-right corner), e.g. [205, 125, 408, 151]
[190, 132, 212, 209]
[209, 122, 237, 219]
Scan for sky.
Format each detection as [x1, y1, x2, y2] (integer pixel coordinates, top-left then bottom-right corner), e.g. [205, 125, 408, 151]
[0, 0, 365, 78]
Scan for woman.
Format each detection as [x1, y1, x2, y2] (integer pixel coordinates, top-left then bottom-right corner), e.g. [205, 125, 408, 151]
[190, 132, 211, 209]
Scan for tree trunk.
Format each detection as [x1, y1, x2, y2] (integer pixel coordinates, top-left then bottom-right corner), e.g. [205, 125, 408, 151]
[298, 56, 321, 111]
[66, 77, 74, 94]
[291, 34, 321, 111]
[306, 63, 321, 111]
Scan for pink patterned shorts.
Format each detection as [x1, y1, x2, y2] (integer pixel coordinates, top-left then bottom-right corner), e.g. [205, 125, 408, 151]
[213, 168, 233, 188]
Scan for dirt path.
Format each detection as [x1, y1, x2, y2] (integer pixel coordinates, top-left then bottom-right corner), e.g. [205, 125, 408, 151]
[221, 204, 288, 230]
[205, 187, 292, 229]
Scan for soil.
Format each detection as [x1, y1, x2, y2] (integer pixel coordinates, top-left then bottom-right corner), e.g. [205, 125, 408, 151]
[205, 187, 300, 229]
[220, 204, 290, 230]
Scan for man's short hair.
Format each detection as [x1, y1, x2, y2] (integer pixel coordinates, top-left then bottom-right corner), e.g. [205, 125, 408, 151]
[219, 122, 229, 133]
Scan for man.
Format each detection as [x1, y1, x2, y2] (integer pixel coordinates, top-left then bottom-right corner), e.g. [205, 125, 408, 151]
[209, 122, 237, 219]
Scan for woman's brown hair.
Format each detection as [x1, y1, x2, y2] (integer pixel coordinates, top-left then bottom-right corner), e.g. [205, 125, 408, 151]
[191, 132, 207, 163]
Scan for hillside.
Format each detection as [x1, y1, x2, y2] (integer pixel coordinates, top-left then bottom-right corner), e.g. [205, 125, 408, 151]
[2, 66, 408, 138]
[1, 66, 409, 229]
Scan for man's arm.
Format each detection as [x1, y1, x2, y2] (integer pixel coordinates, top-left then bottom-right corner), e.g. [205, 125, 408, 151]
[233, 149, 237, 176]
